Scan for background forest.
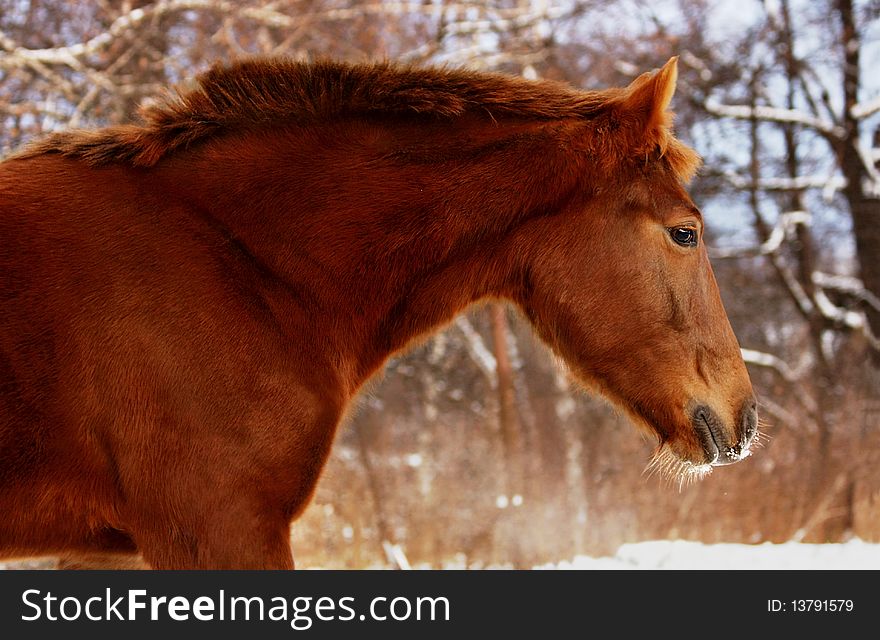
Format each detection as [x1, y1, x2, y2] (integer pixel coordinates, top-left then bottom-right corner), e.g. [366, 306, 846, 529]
[1, 0, 878, 568]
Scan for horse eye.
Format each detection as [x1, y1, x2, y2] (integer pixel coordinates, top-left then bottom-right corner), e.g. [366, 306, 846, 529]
[669, 227, 697, 247]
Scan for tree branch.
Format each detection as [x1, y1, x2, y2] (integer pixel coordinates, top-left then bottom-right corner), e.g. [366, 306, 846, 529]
[703, 98, 845, 139]
[851, 95, 880, 119]
[710, 210, 811, 259]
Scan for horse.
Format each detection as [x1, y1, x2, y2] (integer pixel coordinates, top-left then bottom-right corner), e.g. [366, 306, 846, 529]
[0, 56, 757, 569]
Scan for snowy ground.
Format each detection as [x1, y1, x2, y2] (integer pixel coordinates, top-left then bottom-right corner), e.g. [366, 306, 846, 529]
[3, 540, 878, 570]
[535, 539, 880, 570]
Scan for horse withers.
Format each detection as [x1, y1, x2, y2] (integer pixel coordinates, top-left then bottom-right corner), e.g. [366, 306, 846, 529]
[0, 56, 757, 569]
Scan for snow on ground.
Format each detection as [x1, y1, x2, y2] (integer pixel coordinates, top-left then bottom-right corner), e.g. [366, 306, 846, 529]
[3, 539, 878, 570]
[535, 539, 880, 570]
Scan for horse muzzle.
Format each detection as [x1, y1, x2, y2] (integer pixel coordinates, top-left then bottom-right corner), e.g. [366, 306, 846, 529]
[692, 400, 757, 466]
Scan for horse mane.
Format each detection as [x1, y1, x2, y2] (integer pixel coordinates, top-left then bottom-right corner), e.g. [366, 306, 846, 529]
[17, 57, 700, 180]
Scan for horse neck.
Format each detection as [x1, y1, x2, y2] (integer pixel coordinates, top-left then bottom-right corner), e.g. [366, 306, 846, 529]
[162, 117, 581, 391]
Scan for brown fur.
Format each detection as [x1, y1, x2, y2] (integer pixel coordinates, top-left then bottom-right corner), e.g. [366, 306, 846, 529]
[0, 57, 750, 569]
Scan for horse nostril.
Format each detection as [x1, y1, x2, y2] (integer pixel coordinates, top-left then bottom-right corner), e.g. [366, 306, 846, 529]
[692, 403, 755, 466]
[740, 399, 758, 449]
[692, 405, 722, 464]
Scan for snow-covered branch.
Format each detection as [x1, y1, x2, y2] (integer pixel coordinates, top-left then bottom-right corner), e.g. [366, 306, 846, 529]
[680, 50, 713, 82]
[703, 98, 845, 139]
[0, 1, 210, 67]
[0, 0, 323, 69]
[754, 395, 797, 427]
[740, 348, 805, 382]
[779, 265, 816, 317]
[814, 289, 866, 329]
[723, 172, 846, 201]
[813, 272, 880, 314]
[851, 95, 880, 120]
[812, 290, 880, 350]
[0, 0, 540, 72]
[711, 209, 816, 317]
[711, 210, 811, 259]
[856, 141, 880, 195]
[442, 4, 568, 37]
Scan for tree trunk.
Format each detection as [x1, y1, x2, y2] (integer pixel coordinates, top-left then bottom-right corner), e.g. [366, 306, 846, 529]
[489, 303, 527, 567]
[776, 0, 839, 539]
[353, 417, 395, 564]
[490, 303, 524, 496]
[836, 0, 880, 344]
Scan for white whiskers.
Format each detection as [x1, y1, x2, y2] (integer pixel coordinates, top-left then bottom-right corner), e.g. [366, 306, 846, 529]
[643, 445, 713, 491]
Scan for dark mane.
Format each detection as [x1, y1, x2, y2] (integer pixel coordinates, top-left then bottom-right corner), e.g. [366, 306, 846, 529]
[16, 57, 700, 181]
[18, 58, 622, 167]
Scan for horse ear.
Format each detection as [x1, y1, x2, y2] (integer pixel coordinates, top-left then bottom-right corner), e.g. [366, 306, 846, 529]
[619, 56, 679, 153]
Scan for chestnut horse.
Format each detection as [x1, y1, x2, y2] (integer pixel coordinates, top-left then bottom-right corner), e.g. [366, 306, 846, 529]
[0, 56, 756, 569]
